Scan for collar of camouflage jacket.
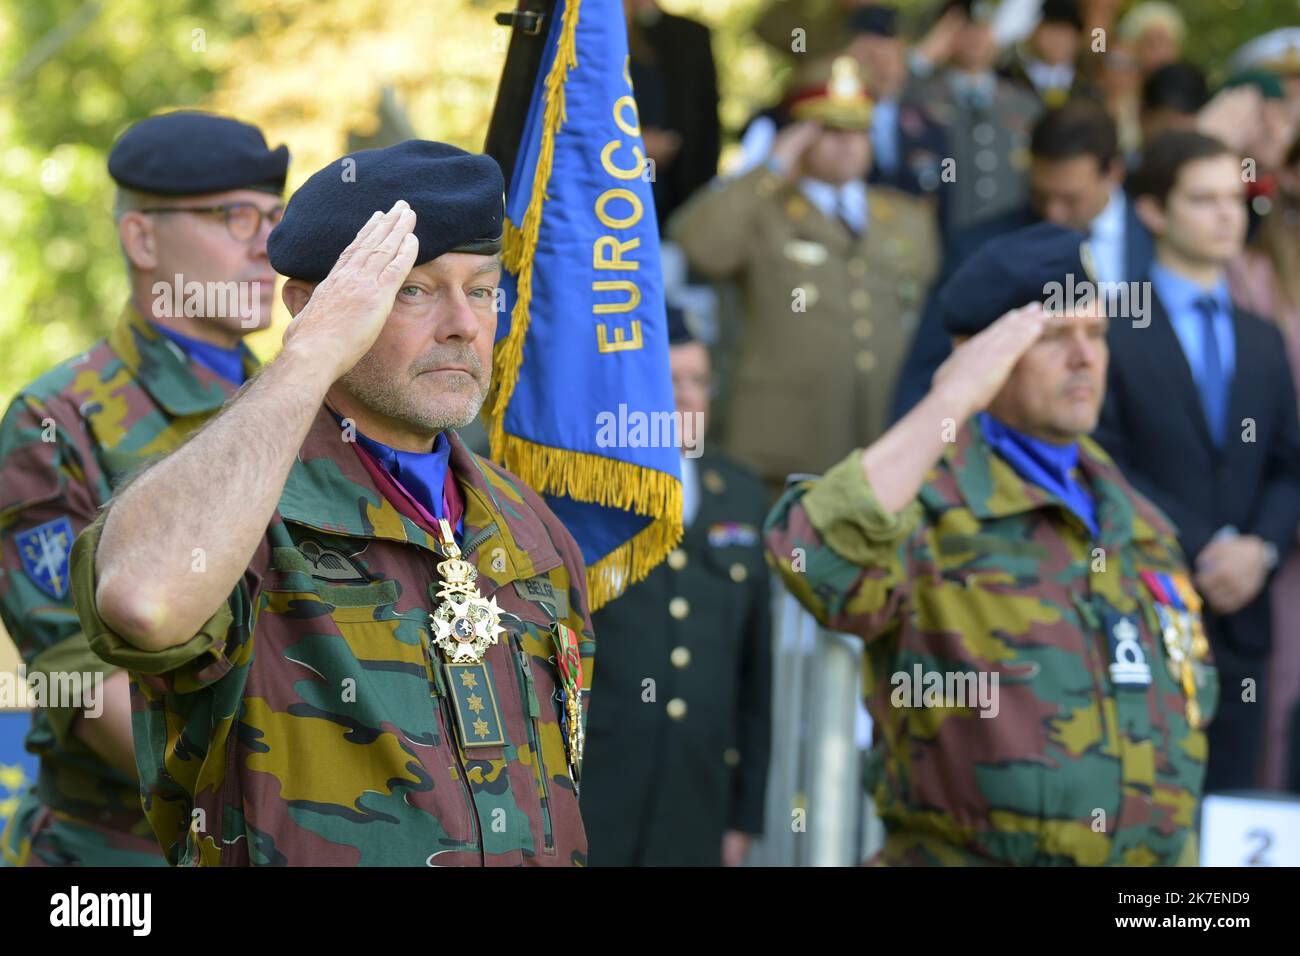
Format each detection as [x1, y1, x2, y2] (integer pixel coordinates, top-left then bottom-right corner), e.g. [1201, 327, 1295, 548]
[943, 416, 1169, 548]
[278, 407, 563, 597]
[107, 304, 259, 417]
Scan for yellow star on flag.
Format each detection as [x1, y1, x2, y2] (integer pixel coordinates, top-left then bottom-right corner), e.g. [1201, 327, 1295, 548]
[467, 693, 484, 713]
[473, 718, 490, 738]
[459, 670, 478, 688]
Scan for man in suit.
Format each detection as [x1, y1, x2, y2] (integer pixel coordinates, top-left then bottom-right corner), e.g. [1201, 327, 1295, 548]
[893, 99, 1153, 419]
[624, 0, 721, 228]
[1094, 130, 1300, 792]
[581, 309, 773, 867]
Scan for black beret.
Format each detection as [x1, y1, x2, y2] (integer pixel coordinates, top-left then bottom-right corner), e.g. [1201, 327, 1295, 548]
[108, 111, 288, 196]
[666, 305, 695, 345]
[939, 223, 1093, 335]
[268, 140, 504, 282]
[849, 6, 898, 37]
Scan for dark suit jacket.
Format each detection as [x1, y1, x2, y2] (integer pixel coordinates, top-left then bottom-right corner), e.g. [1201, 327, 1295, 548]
[1093, 295, 1300, 654]
[580, 454, 773, 865]
[632, 11, 720, 228]
[890, 199, 1154, 421]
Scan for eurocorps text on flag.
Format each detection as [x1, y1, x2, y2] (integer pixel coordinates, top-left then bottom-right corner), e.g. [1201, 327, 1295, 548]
[485, 0, 682, 609]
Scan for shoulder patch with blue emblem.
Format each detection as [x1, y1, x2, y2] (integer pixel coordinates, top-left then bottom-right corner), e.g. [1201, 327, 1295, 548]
[15, 516, 75, 600]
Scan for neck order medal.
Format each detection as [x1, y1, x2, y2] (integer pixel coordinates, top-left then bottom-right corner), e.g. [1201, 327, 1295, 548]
[429, 518, 504, 663]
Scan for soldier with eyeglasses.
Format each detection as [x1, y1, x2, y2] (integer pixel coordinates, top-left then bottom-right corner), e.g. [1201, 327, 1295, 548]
[0, 110, 288, 866]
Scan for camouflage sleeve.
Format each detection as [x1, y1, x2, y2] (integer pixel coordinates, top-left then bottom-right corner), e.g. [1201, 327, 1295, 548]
[69, 513, 263, 694]
[763, 448, 926, 641]
[0, 390, 116, 746]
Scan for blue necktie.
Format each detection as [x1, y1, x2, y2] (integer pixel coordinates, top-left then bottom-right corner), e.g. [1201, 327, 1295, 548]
[1194, 294, 1227, 447]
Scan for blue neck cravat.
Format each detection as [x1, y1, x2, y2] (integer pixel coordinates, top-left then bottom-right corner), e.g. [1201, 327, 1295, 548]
[353, 429, 455, 522]
[152, 323, 247, 386]
[979, 413, 1098, 537]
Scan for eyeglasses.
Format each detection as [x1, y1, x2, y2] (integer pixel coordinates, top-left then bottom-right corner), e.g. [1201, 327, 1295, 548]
[139, 202, 285, 242]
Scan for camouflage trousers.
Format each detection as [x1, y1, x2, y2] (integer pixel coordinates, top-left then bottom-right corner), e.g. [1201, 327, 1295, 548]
[0, 790, 165, 867]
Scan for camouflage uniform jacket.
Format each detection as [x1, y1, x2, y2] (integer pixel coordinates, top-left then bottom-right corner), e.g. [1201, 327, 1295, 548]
[70, 406, 595, 866]
[764, 418, 1219, 866]
[0, 305, 254, 864]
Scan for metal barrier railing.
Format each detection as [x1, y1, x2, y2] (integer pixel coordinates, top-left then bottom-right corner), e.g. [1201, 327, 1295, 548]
[748, 580, 883, 866]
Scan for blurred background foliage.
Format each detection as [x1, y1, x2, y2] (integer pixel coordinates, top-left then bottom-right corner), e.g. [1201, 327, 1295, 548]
[0, 0, 1296, 411]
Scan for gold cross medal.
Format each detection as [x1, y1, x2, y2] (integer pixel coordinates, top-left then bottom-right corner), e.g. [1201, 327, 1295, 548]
[429, 519, 508, 749]
[428, 518, 505, 664]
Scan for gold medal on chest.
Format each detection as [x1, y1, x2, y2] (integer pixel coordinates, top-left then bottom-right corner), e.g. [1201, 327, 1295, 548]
[428, 518, 504, 664]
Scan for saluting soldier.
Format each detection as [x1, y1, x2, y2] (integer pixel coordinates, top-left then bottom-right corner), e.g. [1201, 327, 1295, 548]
[0, 111, 287, 867]
[907, 0, 1043, 233]
[670, 56, 938, 490]
[67, 141, 594, 866]
[582, 308, 772, 867]
[766, 223, 1217, 865]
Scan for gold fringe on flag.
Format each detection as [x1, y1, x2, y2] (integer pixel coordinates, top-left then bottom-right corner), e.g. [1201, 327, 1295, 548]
[484, 0, 683, 611]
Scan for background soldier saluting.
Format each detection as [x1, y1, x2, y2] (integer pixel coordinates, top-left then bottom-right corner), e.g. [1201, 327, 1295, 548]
[766, 223, 1217, 866]
[670, 55, 937, 492]
[0, 111, 287, 867]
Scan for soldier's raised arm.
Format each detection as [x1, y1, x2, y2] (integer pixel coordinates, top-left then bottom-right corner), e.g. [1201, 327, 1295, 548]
[764, 304, 1047, 637]
[85, 202, 419, 651]
[668, 121, 820, 278]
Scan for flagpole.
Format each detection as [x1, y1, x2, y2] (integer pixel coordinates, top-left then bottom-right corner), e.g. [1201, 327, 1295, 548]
[484, 0, 560, 192]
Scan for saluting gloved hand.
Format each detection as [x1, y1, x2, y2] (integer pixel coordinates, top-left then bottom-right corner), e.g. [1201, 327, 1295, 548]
[282, 200, 420, 382]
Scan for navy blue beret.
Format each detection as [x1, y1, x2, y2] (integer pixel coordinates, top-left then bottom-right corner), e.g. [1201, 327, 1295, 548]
[268, 141, 505, 282]
[108, 111, 288, 196]
[939, 223, 1094, 335]
[666, 305, 695, 345]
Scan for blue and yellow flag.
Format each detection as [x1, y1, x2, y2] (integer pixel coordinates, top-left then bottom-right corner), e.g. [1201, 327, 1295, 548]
[486, 0, 682, 610]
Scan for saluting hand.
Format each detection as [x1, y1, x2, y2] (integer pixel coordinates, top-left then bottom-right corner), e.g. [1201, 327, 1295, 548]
[931, 303, 1049, 421]
[769, 121, 822, 181]
[282, 200, 420, 382]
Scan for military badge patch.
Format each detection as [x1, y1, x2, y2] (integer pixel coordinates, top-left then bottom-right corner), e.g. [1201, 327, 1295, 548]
[1105, 612, 1151, 687]
[444, 662, 506, 748]
[707, 522, 758, 548]
[16, 517, 74, 600]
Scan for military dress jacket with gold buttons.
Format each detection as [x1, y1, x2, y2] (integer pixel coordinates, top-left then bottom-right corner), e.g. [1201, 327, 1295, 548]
[905, 71, 1042, 234]
[69, 407, 595, 866]
[580, 453, 772, 866]
[669, 166, 939, 486]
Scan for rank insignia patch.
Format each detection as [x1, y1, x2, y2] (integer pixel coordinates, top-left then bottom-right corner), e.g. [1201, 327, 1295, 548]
[444, 661, 506, 748]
